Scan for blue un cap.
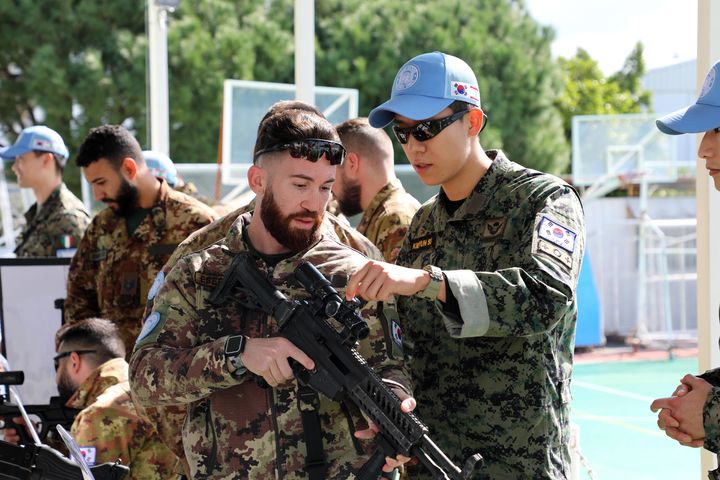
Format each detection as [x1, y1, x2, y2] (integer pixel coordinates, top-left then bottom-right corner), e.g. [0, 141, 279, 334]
[0, 125, 69, 164]
[368, 51, 482, 128]
[143, 150, 179, 187]
[656, 60, 720, 135]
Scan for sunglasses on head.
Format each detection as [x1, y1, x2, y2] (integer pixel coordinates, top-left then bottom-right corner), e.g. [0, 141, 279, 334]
[254, 138, 346, 165]
[53, 349, 96, 371]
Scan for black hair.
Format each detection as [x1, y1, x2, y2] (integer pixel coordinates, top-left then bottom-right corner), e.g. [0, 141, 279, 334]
[75, 125, 144, 169]
[55, 318, 126, 366]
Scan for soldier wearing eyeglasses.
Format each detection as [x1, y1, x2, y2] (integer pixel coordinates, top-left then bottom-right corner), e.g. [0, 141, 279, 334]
[130, 107, 414, 479]
[2, 318, 180, 479]
[346, 51, 586, 479]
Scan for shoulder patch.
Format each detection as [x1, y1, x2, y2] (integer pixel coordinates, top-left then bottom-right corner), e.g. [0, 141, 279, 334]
[537, 216, 577, 253]
[79, 446, 96, 466]
[147, 271, 165, 301]
[409, 233, 435, 252]
[136, 311, 162, 344]
[536, 239, 573, 270]
[380, 302, 403, 359]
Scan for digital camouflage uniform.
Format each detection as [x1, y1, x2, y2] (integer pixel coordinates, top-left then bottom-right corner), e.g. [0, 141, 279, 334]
[355, 179, 420, 263]
[14, 183, 90, 257]
[68, 357, 179, 479]
[64, 180, 218, 352]
[133, 203, 383, 477]
[699, 360, 720, 479]
[129, 212, 411, 480]
[397, 151, 585, 479]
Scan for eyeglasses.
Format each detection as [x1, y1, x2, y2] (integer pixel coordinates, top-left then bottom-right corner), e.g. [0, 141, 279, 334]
[254, 138, 346, 165]
[392, 110, 472, 144]
[53, 350, 97, 371]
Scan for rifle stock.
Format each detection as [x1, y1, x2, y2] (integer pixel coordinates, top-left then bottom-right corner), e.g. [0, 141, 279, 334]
[0, 397, 79, 445]
[231, 255, 482, 480]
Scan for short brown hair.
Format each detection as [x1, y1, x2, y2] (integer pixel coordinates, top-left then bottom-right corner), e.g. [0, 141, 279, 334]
[253, 109, 339, 164]
[56, 318, 126, 366]
[335, 117, 393, 163]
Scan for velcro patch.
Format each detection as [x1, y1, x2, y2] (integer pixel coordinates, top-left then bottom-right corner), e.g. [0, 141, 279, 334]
[194, 272, 223, 289]
[89, 249, 107, 262]
[536, 238, 573, 270]
[79, 446, 96, 466]
[480, 217, 507, 240]
[381, 303, 403, 359]
[409, 233, 435, 252]
[537, 216, 576, 253]
[147, 271, 165, 301]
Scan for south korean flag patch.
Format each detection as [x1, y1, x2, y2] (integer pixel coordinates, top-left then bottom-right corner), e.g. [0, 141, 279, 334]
[537, 216, 576, 253]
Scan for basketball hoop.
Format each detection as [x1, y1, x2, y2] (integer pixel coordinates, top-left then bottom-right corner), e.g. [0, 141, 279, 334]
[616, 171, 647, 189]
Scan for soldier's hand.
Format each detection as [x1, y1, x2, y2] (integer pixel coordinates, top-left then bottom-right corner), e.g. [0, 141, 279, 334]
[1, 416, 31, 444]
[241, 337, 314, 387]
[347, 260, 443, 302]
[354, 389, 416, 472]
[651, 374, 712, 446]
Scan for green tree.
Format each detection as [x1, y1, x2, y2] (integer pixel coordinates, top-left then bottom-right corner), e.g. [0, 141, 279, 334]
[556, 42, 652, 141]
[316, 0, 568, 173]
[0, 0, 147, 194]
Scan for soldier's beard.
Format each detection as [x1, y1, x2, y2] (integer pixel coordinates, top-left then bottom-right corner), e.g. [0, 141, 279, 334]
[335, 175, 363, 217]
[260, 188, 322, 252]
[56, 368, 77, 403]
[105, 178, 139, 218]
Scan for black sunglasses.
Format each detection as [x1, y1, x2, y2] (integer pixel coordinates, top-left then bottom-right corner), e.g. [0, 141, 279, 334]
[53, 350, 97, 371]
[254, 138, 346, 165]
[393, 109, 489, 144]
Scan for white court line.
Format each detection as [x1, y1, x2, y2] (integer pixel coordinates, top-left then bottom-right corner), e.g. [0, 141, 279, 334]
[572, 411, 666, 438]
[573, 380, 655, 403]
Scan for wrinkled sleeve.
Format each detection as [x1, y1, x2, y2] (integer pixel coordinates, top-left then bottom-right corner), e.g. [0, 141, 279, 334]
[64, 221, 101, 323]
[71, 406, 132, 467]
[129, 256, 244, 407]
[437, 187, 585, 338]
[704, 387, 720, 453]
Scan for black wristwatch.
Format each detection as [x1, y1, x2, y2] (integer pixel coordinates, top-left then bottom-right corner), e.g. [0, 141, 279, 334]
[224, 334, 248, 377]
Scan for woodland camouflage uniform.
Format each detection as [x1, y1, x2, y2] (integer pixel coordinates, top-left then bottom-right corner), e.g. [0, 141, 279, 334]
[64, 179, 217, 352]
[355, 179, 420, 263]
[14, 183, 89, 257]
[399, 152, 585, 479]
[68, 357, 179, 479]
[130, 212, 410, 479]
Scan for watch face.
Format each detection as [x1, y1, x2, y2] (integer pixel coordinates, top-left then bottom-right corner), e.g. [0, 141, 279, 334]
[225, 335, 244, 355]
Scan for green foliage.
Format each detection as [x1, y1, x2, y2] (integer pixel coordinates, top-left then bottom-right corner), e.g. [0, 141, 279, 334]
[1, 0, 577, 195]
[556, 43, 652, 141]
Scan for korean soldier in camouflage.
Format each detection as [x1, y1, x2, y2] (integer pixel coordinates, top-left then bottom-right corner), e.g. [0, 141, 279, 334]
[64, 125, 218, 354]
[130, 107, 414, 479]
[333, 118, 421, 263]
[347, 52, 586, 479]
[3, 318, 179, 478]
[651, 59, 720, 480]
[0, 125, 89, 257]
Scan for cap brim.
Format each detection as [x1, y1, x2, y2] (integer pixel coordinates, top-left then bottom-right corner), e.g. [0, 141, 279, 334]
[0, 144, 30, 160]
[368, 95, 454, 128]
[656, 103, 720, 135]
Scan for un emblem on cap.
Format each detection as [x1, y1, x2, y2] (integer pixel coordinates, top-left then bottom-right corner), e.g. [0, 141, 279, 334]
[394, 64, 419, 91]
[701, 66, 716, 99]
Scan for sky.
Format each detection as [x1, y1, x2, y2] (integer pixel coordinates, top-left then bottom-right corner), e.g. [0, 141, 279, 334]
[525, 0, 697, 75]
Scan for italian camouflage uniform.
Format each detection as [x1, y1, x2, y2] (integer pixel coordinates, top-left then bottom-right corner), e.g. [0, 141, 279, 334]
[64, 179, 218, 352]
[133, 204, 383, 477]
[355, 179, 420, 263]
[68, 357, 179, 479]
[398, 151, 585, 479]
[14, 183, 89, 257]
[130, 212, 411, 479]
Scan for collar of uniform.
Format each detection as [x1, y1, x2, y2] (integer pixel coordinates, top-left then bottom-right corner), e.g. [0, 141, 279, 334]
[23, 184, 63, 223]
[223, 211, 254, 253]
[358, 178, 403, 230]
[65, 357, 129, 410]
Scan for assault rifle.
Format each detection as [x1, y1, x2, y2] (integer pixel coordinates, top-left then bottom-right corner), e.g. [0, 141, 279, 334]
[0, 373, 78, 446]
[0, 439, 129, 480]
[212, 254, 481, 480]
